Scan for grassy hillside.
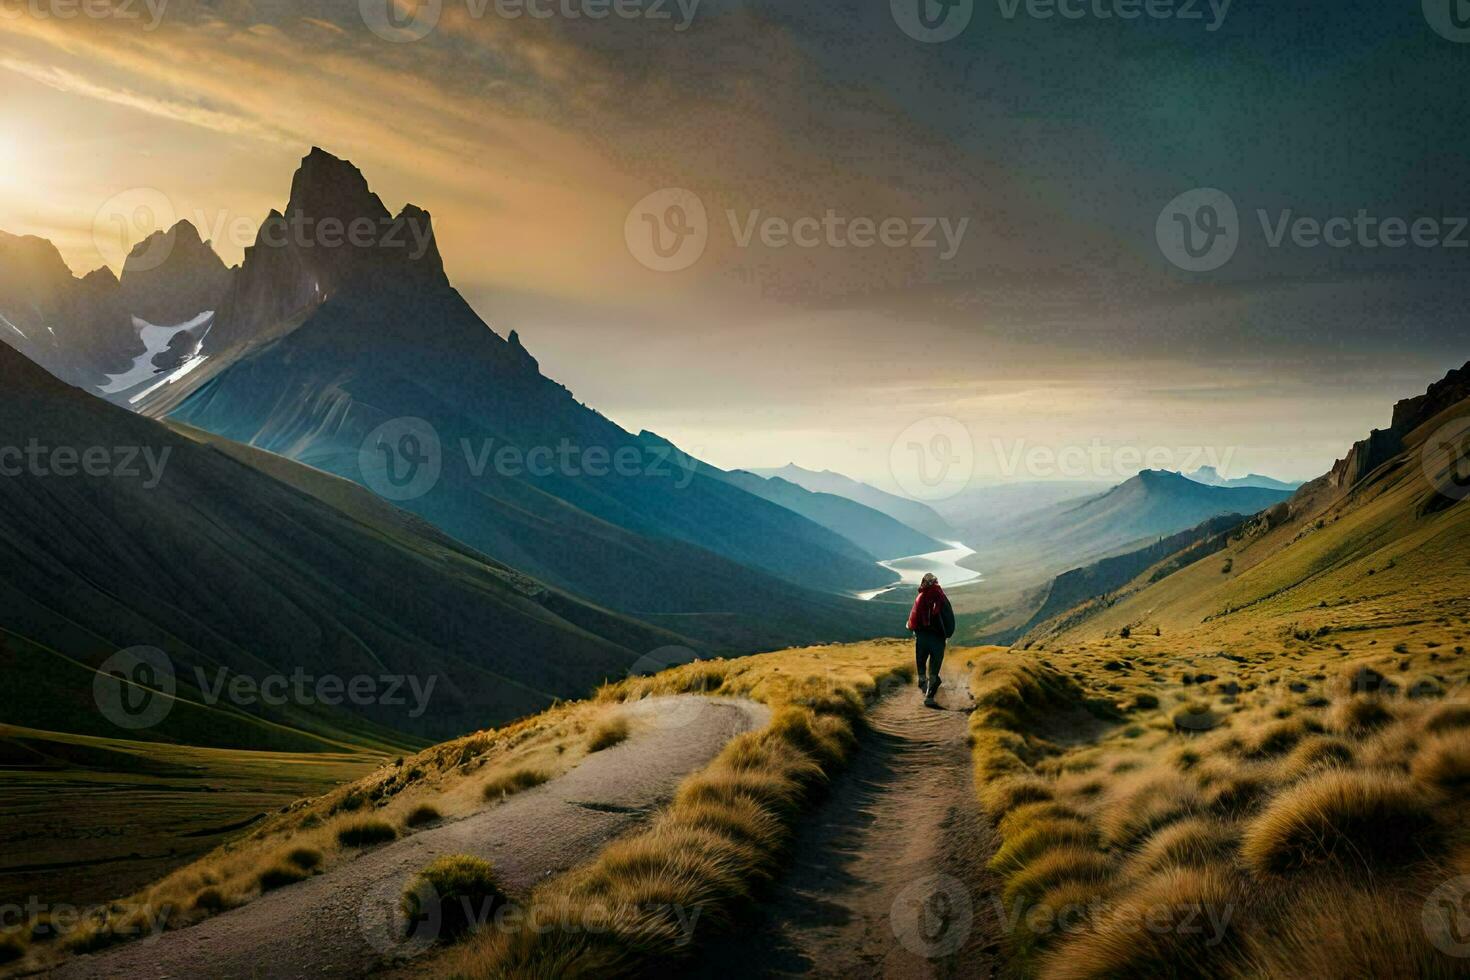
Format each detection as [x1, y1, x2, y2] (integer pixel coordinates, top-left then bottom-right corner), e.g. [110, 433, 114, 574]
[961, 362, 1470, 978]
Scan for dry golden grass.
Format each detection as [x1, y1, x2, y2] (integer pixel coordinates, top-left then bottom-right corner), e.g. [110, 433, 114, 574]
[403, 855, 504, 943]
[429, 641, 913, 978]
[586, 716, 631, 753]
[1240, 769, 1440, 874]
[967, 641, 1470, 977]
[482, 767, 552, 800]
[1040, 865, 1250, 980]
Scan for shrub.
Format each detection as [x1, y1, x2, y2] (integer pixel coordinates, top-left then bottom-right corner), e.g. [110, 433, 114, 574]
[258, 864, 309, 892]
[1240, 770, 1440, 874]
[405, 804, 443, 828]
[483, 767, 552, 800]
[403, 855, 505, 943]
[980, 777, 1054, 819]
[1126, 818, 1238, 877]
[1410, 733, 1470, 793]
[1040, 865, 1250, 980]
[587, 716, 631, 753]
[1239, 880, 1454, 977]
[1171, 702, 1220, 733]
[1002, 846, 1112, 907]
[1422, 704, 1470, 735]
[286, 847, 322, 871]
[989, 820, 1095, 875]
[1099, 775, 1200, 848]
[1331, 697, 1395, 736]
[191, 887, 227, 913]
[1245, 719, 1307, 758]
[1277, 736, 1354, 781]
[336, 819, 399, 848]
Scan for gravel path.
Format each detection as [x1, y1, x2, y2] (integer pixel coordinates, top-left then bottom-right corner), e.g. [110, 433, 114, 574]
[50, 696, 768, 980]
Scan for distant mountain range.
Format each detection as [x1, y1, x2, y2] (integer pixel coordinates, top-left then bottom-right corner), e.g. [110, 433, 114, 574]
[1185, 466, 1303, 491]
[1033, 361, 1470, 646]
[750, 463, 956, 541]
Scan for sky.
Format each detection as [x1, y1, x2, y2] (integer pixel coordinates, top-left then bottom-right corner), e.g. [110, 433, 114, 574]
[2, 0, 1467, 493]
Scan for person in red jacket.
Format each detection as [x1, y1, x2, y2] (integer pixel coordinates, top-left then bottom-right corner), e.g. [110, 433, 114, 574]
[907, 572, 956, 708]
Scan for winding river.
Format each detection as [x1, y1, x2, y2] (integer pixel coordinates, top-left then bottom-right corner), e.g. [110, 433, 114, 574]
[856, 542, 982, 601]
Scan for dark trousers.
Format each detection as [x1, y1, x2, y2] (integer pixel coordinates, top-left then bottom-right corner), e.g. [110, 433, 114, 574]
[915, 631, 946, 694]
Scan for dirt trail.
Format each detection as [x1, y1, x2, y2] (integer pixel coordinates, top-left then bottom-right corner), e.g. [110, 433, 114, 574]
[693, 661, 1000, 979]
[50, 696, 767, 980]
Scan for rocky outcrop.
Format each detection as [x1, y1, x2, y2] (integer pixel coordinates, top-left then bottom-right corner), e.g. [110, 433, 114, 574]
[1326, 361, 1470, 494]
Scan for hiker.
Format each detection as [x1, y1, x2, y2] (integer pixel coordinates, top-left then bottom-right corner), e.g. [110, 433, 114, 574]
[907, 572, 955, 708]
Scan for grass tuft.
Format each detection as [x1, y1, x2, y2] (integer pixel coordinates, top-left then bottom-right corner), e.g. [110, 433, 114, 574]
[587, 716, 631, 753]
[336, 818, 398, 848]
[483, 767, 551, 800]
[1240, 769, 1440, 874]
[403, 855, 505, 943]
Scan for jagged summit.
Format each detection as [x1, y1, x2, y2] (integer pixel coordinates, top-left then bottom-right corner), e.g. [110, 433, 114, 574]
[287, 146, 391, 224]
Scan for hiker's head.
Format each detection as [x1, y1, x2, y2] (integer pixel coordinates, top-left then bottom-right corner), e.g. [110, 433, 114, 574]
[920, 573, 939, 589]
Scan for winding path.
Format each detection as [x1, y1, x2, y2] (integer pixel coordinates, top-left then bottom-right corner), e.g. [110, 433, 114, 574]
[50, 696, 767, 980]
[691, 662, 1000, 978]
